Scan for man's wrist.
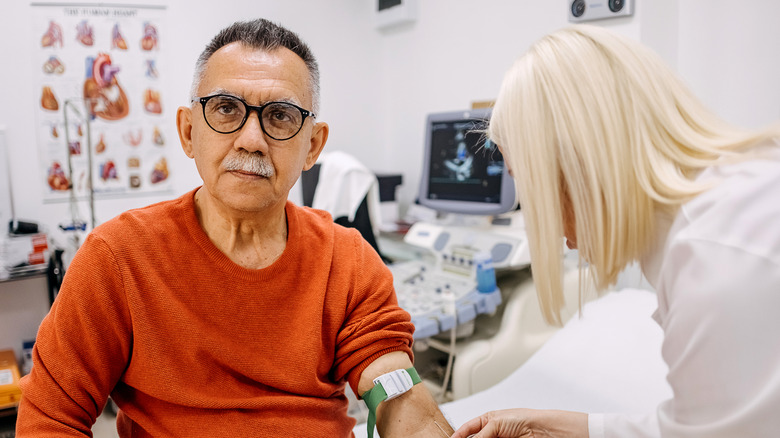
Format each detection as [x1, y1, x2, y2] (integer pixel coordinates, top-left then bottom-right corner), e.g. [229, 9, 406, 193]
[363, 367, 422, 438]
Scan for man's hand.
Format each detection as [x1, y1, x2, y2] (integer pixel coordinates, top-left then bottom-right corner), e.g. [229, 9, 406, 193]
[451, 408, 588, 438]
[359, 351, 454, 437]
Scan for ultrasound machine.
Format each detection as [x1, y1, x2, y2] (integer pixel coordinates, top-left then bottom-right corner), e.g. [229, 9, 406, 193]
[390, 108, 531, 341]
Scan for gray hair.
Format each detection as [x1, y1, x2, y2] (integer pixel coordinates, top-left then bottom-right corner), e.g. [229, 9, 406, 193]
[190, 18, 320, 114]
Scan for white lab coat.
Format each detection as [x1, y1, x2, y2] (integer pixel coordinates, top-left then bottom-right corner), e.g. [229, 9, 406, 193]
[589, 140, 780, 437]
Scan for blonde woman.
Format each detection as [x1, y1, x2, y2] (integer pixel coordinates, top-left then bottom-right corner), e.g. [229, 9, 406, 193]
[452, 25, 780, 438]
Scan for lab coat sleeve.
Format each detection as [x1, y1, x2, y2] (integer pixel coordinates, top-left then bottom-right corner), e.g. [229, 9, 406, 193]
[17, 233, 132, 436]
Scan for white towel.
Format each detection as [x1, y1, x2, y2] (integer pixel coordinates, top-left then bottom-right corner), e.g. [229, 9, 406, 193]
[311, 151, 383, 235]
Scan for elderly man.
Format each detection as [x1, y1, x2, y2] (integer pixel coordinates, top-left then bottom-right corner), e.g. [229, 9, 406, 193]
[17, 19, 452, 437]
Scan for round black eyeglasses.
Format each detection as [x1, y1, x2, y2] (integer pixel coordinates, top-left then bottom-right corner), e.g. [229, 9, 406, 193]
[193, 94, 316, 141]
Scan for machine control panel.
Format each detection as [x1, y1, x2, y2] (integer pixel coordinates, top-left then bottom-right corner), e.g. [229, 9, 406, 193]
[390, 254, 501, 339]
[403, 220, 530, 270]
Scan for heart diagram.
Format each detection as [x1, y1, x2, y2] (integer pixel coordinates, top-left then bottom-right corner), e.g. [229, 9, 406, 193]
[83, 53, 130, 121]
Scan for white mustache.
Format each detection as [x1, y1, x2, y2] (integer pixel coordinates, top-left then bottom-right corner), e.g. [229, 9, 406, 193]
[222, 152, 274, 177]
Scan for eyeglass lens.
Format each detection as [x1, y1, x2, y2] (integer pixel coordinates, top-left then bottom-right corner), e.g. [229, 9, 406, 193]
[203, 95, 304, 139]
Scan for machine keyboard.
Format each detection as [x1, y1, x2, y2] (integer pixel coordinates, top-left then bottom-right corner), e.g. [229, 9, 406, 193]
[390, 260, 501, 339]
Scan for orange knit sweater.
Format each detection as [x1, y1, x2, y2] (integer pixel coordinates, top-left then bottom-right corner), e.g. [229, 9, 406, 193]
[17, 189, 414, 437]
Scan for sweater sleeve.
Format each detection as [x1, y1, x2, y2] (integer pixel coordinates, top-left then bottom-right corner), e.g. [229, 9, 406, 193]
[331, 232, 414, 394]
[17, 232, 133, 436]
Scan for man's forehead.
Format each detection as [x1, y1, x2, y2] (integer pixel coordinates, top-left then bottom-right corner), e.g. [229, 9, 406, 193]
[203, 43, 309, 81]
[198, 43, 310, 102]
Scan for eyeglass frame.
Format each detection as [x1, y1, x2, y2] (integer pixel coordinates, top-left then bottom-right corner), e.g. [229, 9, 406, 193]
[191, 94, 317, 141]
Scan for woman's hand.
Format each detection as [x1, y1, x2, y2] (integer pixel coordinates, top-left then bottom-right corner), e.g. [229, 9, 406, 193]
[451, 408, 589, 438]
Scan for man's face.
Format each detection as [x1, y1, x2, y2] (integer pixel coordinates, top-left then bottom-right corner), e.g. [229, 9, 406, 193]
[177, 42, 327, 214]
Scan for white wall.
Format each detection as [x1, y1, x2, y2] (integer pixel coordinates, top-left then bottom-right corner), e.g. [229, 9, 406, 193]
[677, 0, 780, 129]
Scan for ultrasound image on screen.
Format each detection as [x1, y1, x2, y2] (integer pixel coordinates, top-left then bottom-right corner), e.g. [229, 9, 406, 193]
[427, 119, 505, 204]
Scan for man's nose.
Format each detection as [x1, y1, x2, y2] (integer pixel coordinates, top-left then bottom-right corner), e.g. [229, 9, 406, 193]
[233, 109, 269, 153]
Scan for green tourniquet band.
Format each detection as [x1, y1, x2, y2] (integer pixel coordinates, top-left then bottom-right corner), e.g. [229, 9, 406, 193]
[362, 367, 421, 438]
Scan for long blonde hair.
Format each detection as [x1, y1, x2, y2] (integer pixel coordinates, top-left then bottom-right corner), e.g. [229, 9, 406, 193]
[490, 24, 779, 325]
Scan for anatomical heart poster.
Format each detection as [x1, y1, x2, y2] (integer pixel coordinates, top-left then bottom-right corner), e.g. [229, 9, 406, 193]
[32, 3, 172, 201]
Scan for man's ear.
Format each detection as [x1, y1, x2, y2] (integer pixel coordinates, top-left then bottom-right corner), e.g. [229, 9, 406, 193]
[177, 106, 195, 158]
[303, 121, 329, 170]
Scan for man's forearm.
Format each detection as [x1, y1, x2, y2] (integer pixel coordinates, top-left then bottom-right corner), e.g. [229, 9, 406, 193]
[359, 351, 454, 437]
[376, 383, 454, 437]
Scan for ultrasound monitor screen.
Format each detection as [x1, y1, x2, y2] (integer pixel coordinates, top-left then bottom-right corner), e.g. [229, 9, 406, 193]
[427, 119, 504, 204]
[418, 108, 516, 215]
[418, 108, 515, 216]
